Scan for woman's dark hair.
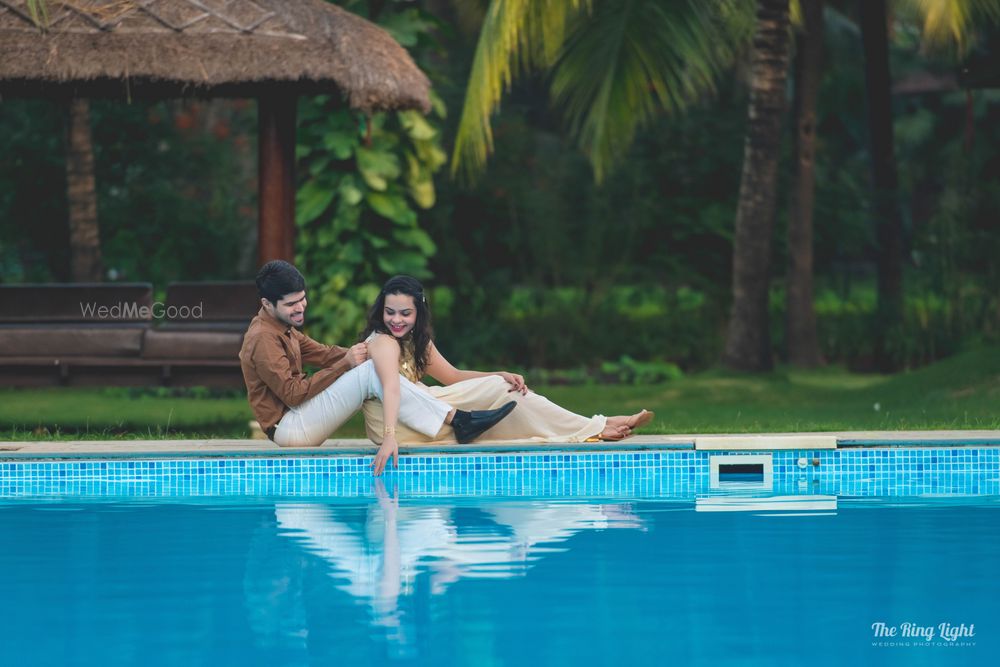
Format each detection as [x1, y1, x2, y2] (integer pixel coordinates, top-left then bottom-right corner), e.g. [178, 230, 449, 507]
[360, 275, 434, 376]
[256, 260, 305, 305]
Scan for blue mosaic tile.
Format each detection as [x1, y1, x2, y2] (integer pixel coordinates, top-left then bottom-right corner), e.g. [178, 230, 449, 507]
[0, 447, 997, 499]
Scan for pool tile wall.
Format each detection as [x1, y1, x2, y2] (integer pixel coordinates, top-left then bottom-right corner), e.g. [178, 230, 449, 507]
[1, 448, 998, 499]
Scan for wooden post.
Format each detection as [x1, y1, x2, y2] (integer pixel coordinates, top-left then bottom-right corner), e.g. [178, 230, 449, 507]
[257, 94, 297, 266]
[66, 97, 104, 282]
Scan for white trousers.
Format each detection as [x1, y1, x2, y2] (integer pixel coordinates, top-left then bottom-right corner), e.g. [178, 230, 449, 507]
[273, 360, 451, 447]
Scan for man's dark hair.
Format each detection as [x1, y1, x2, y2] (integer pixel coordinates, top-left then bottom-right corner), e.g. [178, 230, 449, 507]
[256, 260, 306, 305]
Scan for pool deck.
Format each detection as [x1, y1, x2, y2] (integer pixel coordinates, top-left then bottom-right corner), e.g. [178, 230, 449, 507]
[2, 430, 999, 460]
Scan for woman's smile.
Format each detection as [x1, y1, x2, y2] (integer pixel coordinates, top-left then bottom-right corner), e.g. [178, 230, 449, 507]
[383, 293, 417, 338]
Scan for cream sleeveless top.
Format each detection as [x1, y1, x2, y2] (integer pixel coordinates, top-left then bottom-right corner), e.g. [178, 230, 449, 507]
[366, 331, 421, 382]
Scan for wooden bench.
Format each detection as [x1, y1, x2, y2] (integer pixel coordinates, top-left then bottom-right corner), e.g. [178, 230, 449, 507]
[0, 282, 258, 387]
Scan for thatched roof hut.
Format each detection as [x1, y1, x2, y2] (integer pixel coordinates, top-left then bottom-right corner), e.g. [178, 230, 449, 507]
[0, 0, 432, 263]
[0, 0, 430, 110]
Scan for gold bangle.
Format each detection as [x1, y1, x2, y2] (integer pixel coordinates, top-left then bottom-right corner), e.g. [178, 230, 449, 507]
[383, 425, 396, 436]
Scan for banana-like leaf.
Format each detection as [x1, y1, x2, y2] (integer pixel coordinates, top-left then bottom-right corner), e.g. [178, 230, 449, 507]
[905, 0, 1000, 56]
[451, 0, 752, 183]
[451, 0, 589, 182]
[551, 0, 754, 182]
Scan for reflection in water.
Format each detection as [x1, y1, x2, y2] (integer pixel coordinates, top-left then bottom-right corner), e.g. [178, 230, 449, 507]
[251, 481, 643, 654]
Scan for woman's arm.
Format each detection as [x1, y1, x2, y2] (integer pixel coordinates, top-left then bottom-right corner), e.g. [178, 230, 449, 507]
[424, 342, 527, 394]
[368, 334, 402, 475]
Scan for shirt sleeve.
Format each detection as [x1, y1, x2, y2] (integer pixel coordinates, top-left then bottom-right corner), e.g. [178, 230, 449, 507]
[250, 332, 350, 408]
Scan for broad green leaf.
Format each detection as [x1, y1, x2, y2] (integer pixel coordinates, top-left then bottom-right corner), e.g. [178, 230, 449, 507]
[377, 250, 429, 276]
[398, 110, 437, 141]
[356, 146, 401, 191]
[414, 140, 448, 171]
[394, 227, 437, 255]
[297, 182, 335, 224]
[366, 191, 416, 225]
[379, 8, 433, 47]
[338, 175, 364, 206]
[429, 90, 447, 120]
[323, 129, 358, 160]
[308, 157, 331, 176]
[338, 238, 364, 264]
[405, 153, 436, 209]
[333, 202, 361, 231]
[369, 128, 400, 151]
[316, 226, 336, 248]
[409, 180, 436, 209]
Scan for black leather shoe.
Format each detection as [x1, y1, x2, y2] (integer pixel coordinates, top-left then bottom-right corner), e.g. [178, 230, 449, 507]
[451, 401, 517, 443]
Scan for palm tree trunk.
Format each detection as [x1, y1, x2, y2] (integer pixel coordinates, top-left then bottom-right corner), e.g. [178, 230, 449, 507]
[723, 0, 792, 372]
[785, 0, 824, 367]
[65, 97, 103, 282]
[859, 0, 904, 372]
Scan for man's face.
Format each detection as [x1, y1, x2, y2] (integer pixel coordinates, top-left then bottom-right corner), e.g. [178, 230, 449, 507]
[264, 291, 307, 328]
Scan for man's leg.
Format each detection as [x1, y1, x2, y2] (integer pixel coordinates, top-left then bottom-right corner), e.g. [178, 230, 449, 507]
[274, 360, 450, 447]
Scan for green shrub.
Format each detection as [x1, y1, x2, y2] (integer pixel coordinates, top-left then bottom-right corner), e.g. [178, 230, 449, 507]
[433, 284, 724, 371]
[772, 284, 999, 369]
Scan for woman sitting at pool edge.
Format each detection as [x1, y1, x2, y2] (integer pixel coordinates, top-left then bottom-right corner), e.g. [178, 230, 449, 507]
[361, 275, 654, 474]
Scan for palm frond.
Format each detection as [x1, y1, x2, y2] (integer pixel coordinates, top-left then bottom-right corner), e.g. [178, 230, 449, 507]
[906, 0, 1000, 56]
[550, 0, 754, 182]
[450, 0, 588, 182]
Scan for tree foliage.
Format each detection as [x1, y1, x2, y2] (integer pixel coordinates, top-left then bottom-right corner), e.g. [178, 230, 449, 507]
[295, 2, 448, 343]
[452, 0, 754, 182]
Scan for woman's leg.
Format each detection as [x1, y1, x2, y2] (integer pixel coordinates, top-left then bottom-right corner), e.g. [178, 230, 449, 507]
[363, 376, 642, 444]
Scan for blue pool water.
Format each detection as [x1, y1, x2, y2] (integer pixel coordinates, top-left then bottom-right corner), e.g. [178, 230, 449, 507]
[1, 491, 996, 666]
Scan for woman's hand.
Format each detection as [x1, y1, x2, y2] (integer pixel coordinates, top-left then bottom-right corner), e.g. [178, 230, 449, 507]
[372, 435, 399, 476]
[498, 371, 528, 395]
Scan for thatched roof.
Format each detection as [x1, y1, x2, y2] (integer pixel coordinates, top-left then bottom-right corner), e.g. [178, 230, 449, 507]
[0, 0, 430, 112]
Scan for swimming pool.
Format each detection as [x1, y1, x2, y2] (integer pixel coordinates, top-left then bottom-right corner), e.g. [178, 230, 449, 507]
[1, 446, 997, 666]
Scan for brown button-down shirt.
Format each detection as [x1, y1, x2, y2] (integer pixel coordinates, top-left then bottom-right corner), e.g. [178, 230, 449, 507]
[239, 307, 353, 433]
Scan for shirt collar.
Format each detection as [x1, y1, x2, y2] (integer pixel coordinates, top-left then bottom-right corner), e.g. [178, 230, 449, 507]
[258, 306, 293, 336]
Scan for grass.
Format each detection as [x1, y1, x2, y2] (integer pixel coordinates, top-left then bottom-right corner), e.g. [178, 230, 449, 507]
[1, 346, 997, 441]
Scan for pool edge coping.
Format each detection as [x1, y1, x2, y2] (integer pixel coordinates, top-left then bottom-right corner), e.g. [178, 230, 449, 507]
[2, 430, 1000, 461]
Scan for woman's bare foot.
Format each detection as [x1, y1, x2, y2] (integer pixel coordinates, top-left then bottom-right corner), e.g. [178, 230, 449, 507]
[598, 424, 631, 441]
[607, 410, 654, 431]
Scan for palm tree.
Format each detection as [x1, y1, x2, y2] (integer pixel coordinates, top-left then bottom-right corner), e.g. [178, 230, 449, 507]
[450, 0, 754, 183]
[858, 0, 999, 370]
[784, 0, 999, 370]
[785, 0, 824, 368]
[722, 0, 793, 372]
[859, 0, 904, 371]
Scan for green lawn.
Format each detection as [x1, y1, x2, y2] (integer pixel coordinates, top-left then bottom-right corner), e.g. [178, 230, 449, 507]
[1, 346, 997, 440]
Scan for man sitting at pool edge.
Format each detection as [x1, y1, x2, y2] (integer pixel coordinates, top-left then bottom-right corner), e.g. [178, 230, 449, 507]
[239, 260, 516, 456]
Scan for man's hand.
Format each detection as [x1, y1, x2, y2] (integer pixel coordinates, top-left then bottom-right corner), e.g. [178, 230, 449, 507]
[346, 342, 368, 368]
[372, 436, 399, 477]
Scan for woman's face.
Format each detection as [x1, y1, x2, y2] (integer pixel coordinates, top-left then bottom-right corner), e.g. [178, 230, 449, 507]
[383, 293, 417, 338]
